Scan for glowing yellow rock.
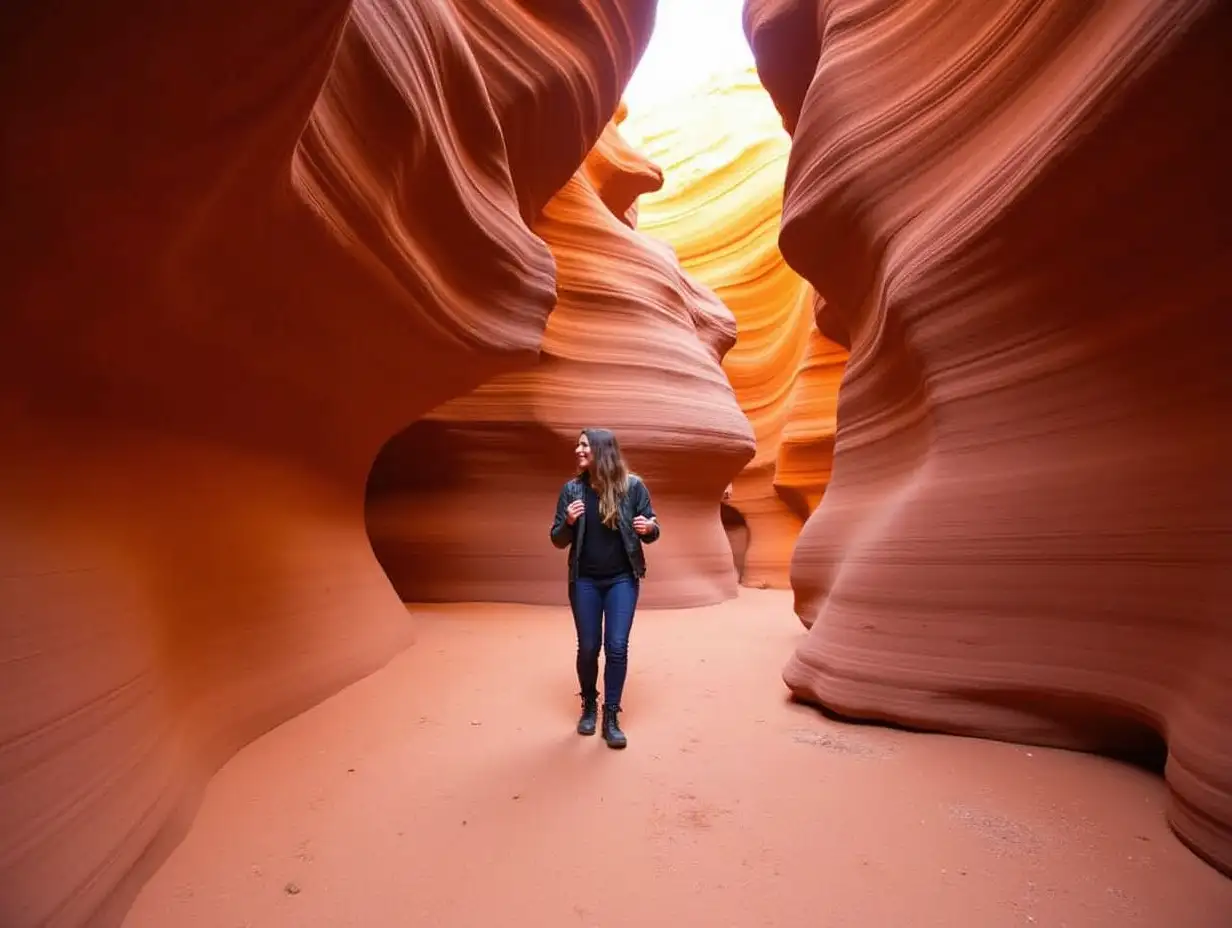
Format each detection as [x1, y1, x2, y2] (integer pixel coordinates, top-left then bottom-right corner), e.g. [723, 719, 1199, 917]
[623, 66, 847, 587]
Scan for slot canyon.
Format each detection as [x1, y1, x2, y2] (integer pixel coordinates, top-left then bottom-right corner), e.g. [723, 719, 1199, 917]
[0, 1, 1228, 926]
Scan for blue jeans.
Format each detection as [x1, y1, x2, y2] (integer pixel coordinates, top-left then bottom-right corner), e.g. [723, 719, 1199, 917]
[569, 573, 639, 708]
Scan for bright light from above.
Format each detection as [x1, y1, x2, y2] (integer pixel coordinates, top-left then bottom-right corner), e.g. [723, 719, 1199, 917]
[623, 0, 755, 111]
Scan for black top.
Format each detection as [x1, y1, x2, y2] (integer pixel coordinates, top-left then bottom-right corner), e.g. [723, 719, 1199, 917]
[577, 482, 632, 580]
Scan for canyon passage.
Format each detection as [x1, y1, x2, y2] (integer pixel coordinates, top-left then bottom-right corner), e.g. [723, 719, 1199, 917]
[1, 0, 1229, 926]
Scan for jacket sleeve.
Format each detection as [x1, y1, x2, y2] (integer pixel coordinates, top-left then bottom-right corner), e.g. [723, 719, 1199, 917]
[633, 477, 661, 543]
[550, 483, 574, 549]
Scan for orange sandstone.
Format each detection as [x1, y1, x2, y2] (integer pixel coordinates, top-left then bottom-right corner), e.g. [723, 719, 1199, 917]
[623, 67, 847, 587]
[367, 113, 755, 609]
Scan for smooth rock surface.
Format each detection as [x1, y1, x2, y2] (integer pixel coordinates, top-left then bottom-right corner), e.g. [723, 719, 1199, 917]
[745, 0, 1232, 875]
[775, 323, 848, 520]
[623, 67, 848, 587]
[367, 112, 755, 609]
[0, 2, 653, 925]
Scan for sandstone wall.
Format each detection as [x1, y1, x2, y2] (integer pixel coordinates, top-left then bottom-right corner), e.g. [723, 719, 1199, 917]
[622, 68, 848, 587]
[0, 2, 655, 924]
[775, 319, 847, 525]
[745, 0, 1232, 875]
[367, 111, 756, 608]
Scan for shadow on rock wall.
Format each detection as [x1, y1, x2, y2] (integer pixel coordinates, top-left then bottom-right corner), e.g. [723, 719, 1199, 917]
[720, 500, 751, 584]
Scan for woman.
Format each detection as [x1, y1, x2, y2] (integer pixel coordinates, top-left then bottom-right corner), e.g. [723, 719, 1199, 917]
[549, 428, 660, 749]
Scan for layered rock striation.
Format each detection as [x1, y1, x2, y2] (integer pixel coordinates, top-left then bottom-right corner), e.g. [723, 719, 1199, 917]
[0, 2, 654, 925]
[622, 68, 846, 587]
[367, 111, 756, 609]
[745, 0, 1232, 875]
[775, 315, 847, 521]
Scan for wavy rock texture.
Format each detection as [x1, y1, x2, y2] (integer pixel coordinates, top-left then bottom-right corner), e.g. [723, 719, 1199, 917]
[622, 67, 846, 587]
[745, 0, 1232, 875]
[367, 113, 756, 609]
[0, 2, 653, 925]
[775, 318, 848, 525]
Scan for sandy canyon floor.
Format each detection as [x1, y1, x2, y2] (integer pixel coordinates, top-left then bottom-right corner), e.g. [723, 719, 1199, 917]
[124, 590, 1232, 927]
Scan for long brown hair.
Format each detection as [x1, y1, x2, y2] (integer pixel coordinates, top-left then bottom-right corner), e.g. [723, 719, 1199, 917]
[582, 428, 629, 528]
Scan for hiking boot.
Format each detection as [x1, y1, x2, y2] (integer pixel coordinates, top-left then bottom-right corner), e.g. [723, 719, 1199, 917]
[601, 705, 627, 749]
[577, 695, 598, 736]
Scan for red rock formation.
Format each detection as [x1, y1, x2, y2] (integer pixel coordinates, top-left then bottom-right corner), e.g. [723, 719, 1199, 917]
[622, 69, 832, 589]
[774, 314, 848, 523]
[745, 0, 1232, 875]
[0, 2, 653, 925]
[367, 114, 756, 608]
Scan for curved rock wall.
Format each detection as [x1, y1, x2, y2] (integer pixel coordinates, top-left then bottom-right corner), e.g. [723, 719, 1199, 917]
[774, 316, 848, 526]
[745, 0, 1232, 875]
[0, 2, 654, 925]
[622, 67, 846, 588]
[367, 112, 756, 609]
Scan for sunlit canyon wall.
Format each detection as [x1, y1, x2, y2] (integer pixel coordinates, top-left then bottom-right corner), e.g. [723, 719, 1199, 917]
[0, 2, 658, 925]
[744, 0, 1232, 875]
[622, 68, 848, 588]
[366, 108, 756, 609]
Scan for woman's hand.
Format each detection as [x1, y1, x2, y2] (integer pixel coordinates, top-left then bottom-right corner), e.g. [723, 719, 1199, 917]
[565, 499, 584, 524]
[632, 515, 656, 536]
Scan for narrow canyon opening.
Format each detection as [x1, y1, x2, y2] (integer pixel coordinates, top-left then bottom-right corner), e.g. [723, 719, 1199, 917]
[2, 1, 1230, 927]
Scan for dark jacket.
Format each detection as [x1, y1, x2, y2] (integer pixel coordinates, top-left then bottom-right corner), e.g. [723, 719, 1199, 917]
[549, 472, 661, 582]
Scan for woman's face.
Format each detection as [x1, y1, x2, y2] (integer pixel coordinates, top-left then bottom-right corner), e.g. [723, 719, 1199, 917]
[575, 433, 593, 471]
